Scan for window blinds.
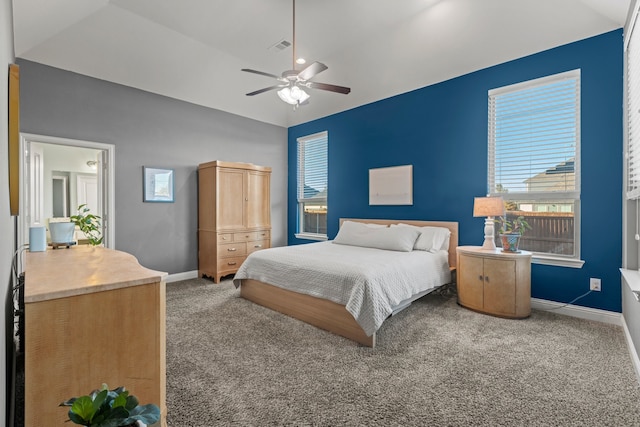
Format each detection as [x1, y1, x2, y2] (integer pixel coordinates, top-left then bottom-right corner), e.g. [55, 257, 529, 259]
[628, 8, 640, 200]
[488, 70, 580, 198]
[297, 131, 328, 202]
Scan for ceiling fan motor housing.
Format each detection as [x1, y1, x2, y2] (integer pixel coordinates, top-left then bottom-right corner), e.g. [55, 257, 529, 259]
[282, 70, 301, 81]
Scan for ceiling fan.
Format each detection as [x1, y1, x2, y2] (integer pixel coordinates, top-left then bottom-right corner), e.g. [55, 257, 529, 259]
[241, 0, 351, 108]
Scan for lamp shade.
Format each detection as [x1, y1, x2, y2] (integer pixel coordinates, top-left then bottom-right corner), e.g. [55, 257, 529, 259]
[473, 196, 504, 217]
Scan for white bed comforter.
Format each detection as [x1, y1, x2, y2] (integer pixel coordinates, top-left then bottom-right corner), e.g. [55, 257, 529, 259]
[233, 241, 451, 336]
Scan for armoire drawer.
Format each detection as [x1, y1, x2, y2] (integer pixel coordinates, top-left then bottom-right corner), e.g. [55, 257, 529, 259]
[247, 239, 270, 255]
[254, 230, 270, 241]
[234, 230, 270, 242]
[218, 242, 247, 257]
[217, 256, 246, 269]
[233, 232, 256, 242]
[218, 233, 233, 243]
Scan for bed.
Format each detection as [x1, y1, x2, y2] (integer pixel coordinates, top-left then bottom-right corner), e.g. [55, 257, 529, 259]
[233, 218, 458, 347]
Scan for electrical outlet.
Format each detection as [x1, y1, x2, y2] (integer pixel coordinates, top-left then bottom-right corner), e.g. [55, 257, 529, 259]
[590, 278, 601, 291]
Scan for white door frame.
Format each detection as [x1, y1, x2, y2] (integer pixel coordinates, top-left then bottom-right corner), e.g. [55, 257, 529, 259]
[18, 133, 115, 250]
[29, 144, 44, 225]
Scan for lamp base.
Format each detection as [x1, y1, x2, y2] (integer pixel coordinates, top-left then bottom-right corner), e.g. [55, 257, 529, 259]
[481, 217, 497, 250]
[481, 238, 497, 251]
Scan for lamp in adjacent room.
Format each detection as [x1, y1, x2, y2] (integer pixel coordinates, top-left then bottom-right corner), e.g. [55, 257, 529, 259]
[473, 196, 505, 250]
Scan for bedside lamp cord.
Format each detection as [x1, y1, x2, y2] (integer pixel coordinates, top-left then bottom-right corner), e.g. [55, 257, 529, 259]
[542, 289, 593, 311]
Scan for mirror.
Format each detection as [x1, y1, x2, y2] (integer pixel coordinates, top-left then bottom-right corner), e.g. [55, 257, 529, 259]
[31, 142, 100, 222]
[51, 173, 69, 217]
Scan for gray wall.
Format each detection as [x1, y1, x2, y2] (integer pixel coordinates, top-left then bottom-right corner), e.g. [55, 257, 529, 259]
[1, 0, 14, 422]
[17, 59, 287, 274]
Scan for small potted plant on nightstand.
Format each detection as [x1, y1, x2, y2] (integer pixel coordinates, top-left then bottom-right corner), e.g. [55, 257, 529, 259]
[60, 384, 160, 427]
[495, 215, 531, 253]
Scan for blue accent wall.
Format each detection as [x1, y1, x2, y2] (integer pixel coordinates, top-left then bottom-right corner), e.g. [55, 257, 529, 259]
[288, 30, 624, 312]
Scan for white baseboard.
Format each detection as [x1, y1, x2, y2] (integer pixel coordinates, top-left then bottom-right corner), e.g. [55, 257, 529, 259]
[531, 298, 622, 326]
[165, 270, 199, 283]
[621, 316, 640, 386]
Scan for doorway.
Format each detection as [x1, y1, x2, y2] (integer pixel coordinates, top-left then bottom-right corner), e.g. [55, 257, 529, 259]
[18, 133, 115, 250]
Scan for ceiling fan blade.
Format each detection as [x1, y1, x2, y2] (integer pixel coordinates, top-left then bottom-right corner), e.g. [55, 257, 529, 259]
[307, 81, 351, 95]
[297, 61, 328, 81]
[241, 69, 281, 79]
[246, 85, 285, 96]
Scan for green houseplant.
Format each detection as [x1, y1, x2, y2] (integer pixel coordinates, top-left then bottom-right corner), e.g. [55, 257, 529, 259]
[495, 215, 531, 253]
[60, 384, 160, 427]
[71, 204, 103, 246]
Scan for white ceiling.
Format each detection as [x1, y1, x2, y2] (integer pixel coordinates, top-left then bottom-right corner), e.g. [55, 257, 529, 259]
[12, 0, 631, 128]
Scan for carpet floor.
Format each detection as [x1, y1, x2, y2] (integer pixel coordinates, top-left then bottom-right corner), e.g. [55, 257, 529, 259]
[166, 279, 640, 426]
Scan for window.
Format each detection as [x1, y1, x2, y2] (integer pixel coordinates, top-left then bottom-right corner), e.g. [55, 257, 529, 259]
[296, 131, 328, 240]
[625, 6, 640, 270]
[628, 9, 640, 201]
[488, 70, 581, 266]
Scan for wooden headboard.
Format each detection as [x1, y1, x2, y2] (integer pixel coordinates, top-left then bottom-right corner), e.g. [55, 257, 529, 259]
[339, 218, 459, 269]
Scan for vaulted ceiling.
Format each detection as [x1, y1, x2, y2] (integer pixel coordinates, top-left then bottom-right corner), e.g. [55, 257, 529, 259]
[12, 0, 631, 127]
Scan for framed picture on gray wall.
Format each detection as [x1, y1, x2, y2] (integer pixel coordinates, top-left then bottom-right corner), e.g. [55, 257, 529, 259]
[143, 166, 174, 203]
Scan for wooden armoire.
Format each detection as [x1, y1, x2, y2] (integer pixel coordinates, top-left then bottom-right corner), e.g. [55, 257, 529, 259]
[198, 160, 271, 282]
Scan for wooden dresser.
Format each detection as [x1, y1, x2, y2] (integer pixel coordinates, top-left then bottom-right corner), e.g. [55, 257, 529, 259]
[198, 160, 271, 283]
[24, 246, 167, 427]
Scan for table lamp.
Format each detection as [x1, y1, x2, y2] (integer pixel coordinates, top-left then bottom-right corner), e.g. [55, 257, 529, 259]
[473, 196, 505, 250]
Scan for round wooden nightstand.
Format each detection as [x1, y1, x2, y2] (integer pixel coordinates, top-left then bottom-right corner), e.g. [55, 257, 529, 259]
[456, 246, 532, 318]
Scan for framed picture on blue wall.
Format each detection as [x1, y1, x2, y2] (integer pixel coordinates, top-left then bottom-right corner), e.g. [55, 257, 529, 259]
[369, 165, 413, 205]
[143, 166, 174, 203]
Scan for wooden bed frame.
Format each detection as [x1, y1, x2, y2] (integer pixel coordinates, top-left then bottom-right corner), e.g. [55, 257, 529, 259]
[239, 218, 458, 347]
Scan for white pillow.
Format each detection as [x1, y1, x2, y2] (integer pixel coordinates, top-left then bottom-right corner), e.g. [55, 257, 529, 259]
[440, 232, 451, 252]
[333, 221, 420, 252]
[341, 220, 388, 229]
[392, 223, 451, 252]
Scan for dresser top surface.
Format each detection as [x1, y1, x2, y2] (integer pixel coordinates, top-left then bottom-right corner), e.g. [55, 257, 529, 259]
[25, 246, 167, 303]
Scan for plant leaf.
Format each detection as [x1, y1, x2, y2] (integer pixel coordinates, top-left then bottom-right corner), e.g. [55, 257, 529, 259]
[112, 390, 129, 408]
[70, 396, 96, 422]
[92, 389, 108, 414]
[125, 395, 139, 411]
[99, 405, 130, 425]
[60, 397, 77, 406]
[127, 403, 161, 424]
[68, 411, 89, 425]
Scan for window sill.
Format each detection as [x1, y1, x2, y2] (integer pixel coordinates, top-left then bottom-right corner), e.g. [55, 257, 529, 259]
[532, 254, 584, 268]
[620, 269, 640, 300]
[294, 233, 328, 242]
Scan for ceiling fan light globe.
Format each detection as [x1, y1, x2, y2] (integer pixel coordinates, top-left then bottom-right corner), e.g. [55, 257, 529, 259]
[298, 89, 310, 103]
[290, 85, 303, 100]
[277, 87, 298, 105]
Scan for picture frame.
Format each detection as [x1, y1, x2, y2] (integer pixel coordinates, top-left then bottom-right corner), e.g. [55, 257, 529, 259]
[9, 64, 20, 215]
[369, 165, 413, 205]
[143, 167, 174, 203]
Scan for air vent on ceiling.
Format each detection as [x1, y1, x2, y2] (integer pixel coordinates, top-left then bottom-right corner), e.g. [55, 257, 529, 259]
[269, 39, 291, 51]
